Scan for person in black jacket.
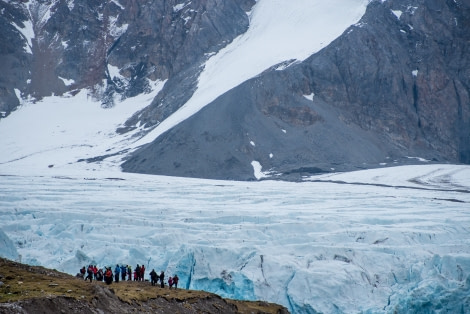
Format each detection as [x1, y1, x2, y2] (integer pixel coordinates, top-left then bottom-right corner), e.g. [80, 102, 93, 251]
[85, 265, 93, 282]
[96, 268, 104, 281]
[77, 266, 86, 279]
[173, 274, 179, 289]
[159, 271, 165, 288]
[121, 265, 127, 281]
[135, 264, 141, 281]
[150, 269, 158, 286]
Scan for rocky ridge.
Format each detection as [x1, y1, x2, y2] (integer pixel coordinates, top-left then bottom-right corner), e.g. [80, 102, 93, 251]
[0, 257, 288, 314]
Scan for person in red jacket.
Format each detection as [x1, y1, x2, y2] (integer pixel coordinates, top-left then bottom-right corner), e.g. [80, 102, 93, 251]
[140, 264, 145, 281]
[104, 267, 113, 285]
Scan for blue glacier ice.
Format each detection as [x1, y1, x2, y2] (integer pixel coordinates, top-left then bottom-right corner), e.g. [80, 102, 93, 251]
[0, 229, 18, 261]
[0, 165, 470, 313]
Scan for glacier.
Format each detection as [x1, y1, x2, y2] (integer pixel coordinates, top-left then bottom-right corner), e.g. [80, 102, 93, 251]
[1, 165, 469, 313]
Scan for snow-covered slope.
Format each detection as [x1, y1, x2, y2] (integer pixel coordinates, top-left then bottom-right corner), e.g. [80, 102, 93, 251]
[135, 0, 369, 146]
[0, 83, 164, 174]
[0, 165, 469, 313]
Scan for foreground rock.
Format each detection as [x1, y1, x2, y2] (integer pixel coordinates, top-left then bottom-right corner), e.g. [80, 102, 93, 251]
[0, 258, 288, 314]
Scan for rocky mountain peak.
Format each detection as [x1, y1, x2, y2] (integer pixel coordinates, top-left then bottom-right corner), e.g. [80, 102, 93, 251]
[0, 0, 255, 114]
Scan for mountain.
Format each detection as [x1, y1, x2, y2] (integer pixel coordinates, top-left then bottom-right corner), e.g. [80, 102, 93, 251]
[0, 0, 255, 110]
[121, 0, 470, 180]
[2, 0, 468, 180]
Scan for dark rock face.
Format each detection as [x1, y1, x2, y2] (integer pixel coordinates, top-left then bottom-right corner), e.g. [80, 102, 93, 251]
[0, 1, 31, 117]
[122, 0, 470, 180]
[302, 0, 470, 164]
[121, 66, 396, 180]
[0, 0, 254, 115]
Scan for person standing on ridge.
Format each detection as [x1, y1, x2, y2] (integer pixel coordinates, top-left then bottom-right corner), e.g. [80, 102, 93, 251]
[159, 271, 165, 288]
[114, 264, 120, 283]
[104, 267, 113, 285]
[173, 274, 179, 289]
[135, 264, 141, 281]
[78, 266, 86, 279]
[85, 265, 93, 282]
[140, 264, 145, 281]
[150, 269, 158, 286]
[121, 264, 127, 281]
[97, 268, 104, 281]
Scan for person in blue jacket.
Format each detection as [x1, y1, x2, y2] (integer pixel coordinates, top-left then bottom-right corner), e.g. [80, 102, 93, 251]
[114, 264, 121, 283]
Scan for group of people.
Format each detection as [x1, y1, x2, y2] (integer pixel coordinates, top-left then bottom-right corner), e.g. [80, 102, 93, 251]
[77, 264, 179, 288]
[149, 269, 179, 289]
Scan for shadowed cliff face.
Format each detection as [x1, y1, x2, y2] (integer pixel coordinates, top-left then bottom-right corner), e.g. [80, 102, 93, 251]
[0, 1, 31, 117]
[0, 0, 254, 114]
[301, 0, 470, 164]
[121, 0, 470, 180]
